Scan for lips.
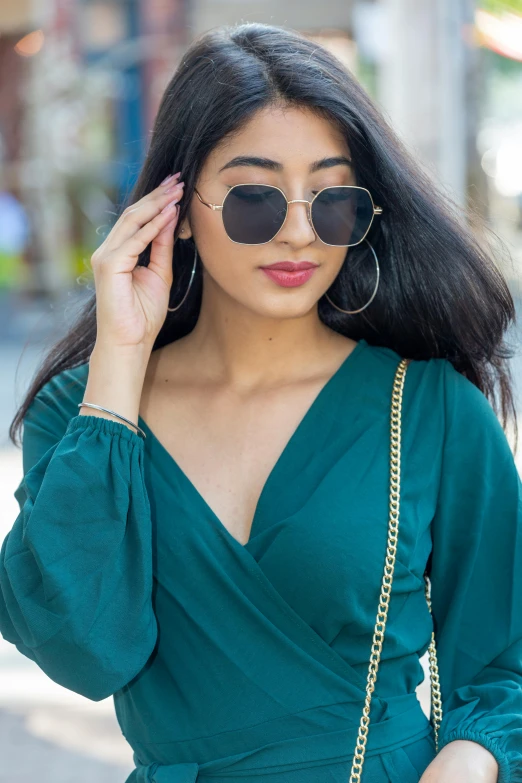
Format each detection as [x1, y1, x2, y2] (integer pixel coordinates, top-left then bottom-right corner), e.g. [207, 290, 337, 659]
[260, 261, 318, 271]
[260, 266, 318, 288]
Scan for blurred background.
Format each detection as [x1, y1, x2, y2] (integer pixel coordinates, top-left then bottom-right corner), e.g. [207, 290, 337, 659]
[1, 0, 522, 780]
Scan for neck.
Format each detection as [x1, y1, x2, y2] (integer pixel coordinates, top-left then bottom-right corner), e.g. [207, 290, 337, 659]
[171, 282, 345, 389]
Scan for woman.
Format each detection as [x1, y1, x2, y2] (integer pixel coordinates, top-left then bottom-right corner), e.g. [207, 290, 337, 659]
[1, 22, 521, 783]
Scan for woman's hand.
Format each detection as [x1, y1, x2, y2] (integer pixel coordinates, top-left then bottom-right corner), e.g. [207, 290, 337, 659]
[90, 172, 185, 351]
[419, 740, 499, 782]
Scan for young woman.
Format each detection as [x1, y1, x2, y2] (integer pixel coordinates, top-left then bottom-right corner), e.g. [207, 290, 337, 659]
[1, 22, 521, 783]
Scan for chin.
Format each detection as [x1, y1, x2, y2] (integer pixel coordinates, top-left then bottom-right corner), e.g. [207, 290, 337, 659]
[245, 293, 321, 320]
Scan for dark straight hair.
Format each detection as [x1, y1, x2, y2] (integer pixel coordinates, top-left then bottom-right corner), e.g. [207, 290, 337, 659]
[9, 22, 519, 450]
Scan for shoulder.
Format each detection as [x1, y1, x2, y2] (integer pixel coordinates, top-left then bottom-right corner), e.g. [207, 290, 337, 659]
[24, 360, 90, 431]
[20, 360, 90, 474]
[404, 351, 512, 464]
[362, 340, 448, 416]
[364, 340, 509, 451]
[441, 361, 513, 468]
[366, 340, 494, 419]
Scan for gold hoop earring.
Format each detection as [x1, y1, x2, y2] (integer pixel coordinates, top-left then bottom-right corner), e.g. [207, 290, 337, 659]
[167, 244, 198, 312]
[323, 238, 380, 315]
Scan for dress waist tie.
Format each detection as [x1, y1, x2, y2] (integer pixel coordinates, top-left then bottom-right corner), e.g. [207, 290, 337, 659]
[126, 697, 432, 782]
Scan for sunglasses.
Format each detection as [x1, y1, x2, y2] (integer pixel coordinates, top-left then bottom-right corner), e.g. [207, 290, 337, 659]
[194, 183, 382, 246]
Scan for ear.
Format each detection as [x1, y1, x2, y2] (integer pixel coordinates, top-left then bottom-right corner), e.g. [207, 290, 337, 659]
[177, 216, 193, 240]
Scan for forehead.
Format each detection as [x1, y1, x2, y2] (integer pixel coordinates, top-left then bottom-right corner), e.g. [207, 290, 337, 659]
[207, 105, 351, 171]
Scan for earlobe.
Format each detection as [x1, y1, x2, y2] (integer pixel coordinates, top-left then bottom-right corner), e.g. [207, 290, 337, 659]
[178, 221, 193, 239]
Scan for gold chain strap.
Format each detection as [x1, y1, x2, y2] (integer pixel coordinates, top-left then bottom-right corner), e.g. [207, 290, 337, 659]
[424, 574, 443, 749]
[348, 357, 443, 783]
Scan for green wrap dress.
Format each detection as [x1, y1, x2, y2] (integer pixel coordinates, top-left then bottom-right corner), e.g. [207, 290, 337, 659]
[1, 337, 521, 783]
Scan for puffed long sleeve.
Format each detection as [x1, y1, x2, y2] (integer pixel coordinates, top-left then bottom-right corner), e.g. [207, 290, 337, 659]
[427, 359, 522, 782]
[0, 384, 158, 702]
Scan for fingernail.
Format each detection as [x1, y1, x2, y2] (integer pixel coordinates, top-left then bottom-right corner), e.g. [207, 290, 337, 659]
[165, 181, 185, 194]
[160, 173, 175, 185]
[161, 199, 179, 213]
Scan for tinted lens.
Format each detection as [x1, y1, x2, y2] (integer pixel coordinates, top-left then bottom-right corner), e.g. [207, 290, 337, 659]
[222, 185, 287, 244]
[311, 187, 374, 245]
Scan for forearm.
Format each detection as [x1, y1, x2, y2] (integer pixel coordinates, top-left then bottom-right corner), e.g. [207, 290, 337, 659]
[80, 342, 151, 432]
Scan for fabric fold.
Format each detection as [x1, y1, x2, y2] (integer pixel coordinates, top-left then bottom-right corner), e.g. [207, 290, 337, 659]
[0, 407, 157, 701]
[128, 697, 431, 782]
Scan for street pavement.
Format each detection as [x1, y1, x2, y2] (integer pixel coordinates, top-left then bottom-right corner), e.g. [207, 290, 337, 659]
[0, 289, 521, 781]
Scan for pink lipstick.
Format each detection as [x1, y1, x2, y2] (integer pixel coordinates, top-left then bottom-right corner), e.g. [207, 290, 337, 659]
[260, 261, 318, 288]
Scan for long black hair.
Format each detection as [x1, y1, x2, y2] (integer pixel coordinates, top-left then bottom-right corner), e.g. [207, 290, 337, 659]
[10, 22, 519, 450]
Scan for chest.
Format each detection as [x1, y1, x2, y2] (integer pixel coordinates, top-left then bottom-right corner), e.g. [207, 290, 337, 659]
[139, 378, 335, 546]
[147, 408, 437, 649]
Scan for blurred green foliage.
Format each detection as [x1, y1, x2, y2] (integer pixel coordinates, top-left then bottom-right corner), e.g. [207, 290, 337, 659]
[478, 0, 522, 72]
[72, 244, 95, 286]
[480, 0, 522, 14]
[0, 253, 25, 290]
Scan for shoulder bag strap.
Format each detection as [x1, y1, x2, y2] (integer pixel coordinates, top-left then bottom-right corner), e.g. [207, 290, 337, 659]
[348, 357, 443, 783]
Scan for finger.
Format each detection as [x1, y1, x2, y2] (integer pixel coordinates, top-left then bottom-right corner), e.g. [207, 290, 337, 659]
[104, 179, 184, 250]
[109, 197, 183, 273]
[148, 204, 179, 286]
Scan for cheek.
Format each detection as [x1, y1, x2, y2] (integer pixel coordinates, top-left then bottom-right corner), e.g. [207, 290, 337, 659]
[190, 206, 264, 282]
[324, 248, 349, 285]
[192, 214, 259, 291]
[332, 247, 349, 269]
[203, 245, 266, 298]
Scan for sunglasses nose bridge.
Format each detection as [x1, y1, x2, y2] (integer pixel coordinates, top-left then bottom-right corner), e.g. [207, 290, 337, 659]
[286, 198, 311, 212]
[284, 198, 314, 231]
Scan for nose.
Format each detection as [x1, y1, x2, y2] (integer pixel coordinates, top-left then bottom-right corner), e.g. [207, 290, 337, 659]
[275, 199, 317, 245]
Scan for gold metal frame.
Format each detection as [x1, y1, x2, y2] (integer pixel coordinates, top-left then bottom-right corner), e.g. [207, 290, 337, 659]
[194, 184, 383, 247]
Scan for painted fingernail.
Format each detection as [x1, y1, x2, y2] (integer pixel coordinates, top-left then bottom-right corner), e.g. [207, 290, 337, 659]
[165, 180, 185, 194]
[161, 171, 182, 186]
[160, 199, 179, 213]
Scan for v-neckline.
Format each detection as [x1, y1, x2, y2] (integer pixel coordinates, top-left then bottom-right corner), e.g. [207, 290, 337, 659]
[138, 338, 368, 550]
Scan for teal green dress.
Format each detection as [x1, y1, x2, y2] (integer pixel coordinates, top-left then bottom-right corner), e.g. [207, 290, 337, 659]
[1, 338, 521, 783]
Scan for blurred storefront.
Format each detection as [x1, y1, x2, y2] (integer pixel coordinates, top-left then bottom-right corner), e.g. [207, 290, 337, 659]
[0, 0, 190, 298]
[0, 0, 32, 291]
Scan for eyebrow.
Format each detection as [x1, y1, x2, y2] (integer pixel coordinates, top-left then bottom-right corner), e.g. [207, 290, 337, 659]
[218, 155, 353, 174]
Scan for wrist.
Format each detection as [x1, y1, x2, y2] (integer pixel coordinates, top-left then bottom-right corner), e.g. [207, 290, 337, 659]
[83, 342, 151, 428]
[91, 340, 153, 370]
